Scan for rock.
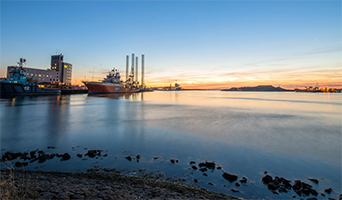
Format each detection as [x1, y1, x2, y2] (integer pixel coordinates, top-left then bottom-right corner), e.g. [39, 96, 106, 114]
[125, 156, 132, 161]
[321, 193, 325, 197]
[280, 177, 292, 189]
[239, 176, 248, 183]
[302, 182, 312, 189]
[14, 161, 28, 167]
[30, 150, 37, 158]
[293, 180, 302, 190]
[264, 171, 267, 174]
[308, 178, 319, 184]
[274, 176, 281, 184]
[85, 150, 99, 158]
[38, 192, 56, 199]
[306, 198, 318, 200]
[56, 154, 63, 158]
[231, 189, 239, 193]
[49, 154, 56, 159]
[301, 188, 310, 196]
[199, 168, 207, 172]
[194, 179, 198, 183]
[217, 166, 222, 170]
[61, 153, 71, 161]
[1, 151, 22, 161]
[267, 181, 279, 191]
[278, 186, 288, 193]
[170, 159, 175, 164]
[189, 161, 196, 165]
[222, 172, 238, 182]
[235, 183, 240, 187]
[310, 189, 318, 196]
[47, 146, 55, 149]
[198, 161, 215, 170]
[30, 158, 38, 163]
[38, 150, 45, 154]
[294, 189, 301, 196]
[208, 182, 214, 185]
[76, 154, 82, 158]
[136, 155, 141, 160]
[324, 188, 332, 194]
[191, 165, 198, 170]
[203, 173, 208, 176]
[262, 175, 273, 184]
[38, 153, 50, 163]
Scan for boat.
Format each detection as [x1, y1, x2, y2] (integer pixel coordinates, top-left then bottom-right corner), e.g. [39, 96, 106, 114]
[83, 68, 140, 93]
[0, 58, 61, 97]
[157, 82, 182, 91]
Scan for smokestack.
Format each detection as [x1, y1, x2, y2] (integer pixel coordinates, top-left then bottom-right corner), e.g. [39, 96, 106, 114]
[141, 54, 144, 86]
[131, 53, 135, 80]
[126, 55, 129, 81]
[136, 57, 138, 83]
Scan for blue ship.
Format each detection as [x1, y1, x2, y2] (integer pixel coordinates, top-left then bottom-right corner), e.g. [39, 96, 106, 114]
[0, 58, 61, 97]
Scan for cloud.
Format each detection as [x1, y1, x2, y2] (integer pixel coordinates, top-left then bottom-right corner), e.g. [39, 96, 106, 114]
[295, 45, 341, 57]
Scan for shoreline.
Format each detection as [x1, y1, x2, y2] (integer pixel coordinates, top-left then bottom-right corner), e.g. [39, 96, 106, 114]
[0, 169, 240, 199]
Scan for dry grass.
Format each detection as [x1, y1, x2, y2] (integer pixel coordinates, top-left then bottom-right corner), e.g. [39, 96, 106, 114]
[0, 162, 37, 200]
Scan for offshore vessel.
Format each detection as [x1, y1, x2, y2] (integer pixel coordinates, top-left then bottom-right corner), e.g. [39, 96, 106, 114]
[0, 58, 61, 97]
[83, 68, 140, 93]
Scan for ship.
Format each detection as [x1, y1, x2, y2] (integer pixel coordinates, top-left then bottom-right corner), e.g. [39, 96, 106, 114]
[83, 68, 140, 93]
[157, 81, 182, 91]
[0, 58, 61, 97]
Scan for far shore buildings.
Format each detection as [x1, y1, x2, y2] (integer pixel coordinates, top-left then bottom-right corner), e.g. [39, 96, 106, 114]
[7, 54, 72, 85]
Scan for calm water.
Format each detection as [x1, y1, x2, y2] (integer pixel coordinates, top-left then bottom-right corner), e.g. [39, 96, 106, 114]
[1, 91, 341, 199]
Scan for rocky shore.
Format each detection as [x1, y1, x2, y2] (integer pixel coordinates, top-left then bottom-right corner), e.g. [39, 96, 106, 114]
[1, 148, 341, 199]
[0, 169, 239, 200]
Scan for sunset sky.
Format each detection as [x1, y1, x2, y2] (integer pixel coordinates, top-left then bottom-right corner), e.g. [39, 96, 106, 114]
[1, 1, 341, 89]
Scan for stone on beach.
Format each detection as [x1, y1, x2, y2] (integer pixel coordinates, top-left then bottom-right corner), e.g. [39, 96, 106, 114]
[61, 153, 71, 161]
[262, 175, 273, 184]
[222, 172, 238, 182]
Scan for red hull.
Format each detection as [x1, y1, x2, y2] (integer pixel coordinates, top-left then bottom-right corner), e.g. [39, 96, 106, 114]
[83, 82, 140, 93]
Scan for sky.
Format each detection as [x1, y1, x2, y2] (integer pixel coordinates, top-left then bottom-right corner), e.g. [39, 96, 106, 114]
[1, 0, 341, 89]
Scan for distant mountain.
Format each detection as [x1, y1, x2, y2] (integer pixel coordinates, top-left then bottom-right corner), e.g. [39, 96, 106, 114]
[221, 85, 289, 91]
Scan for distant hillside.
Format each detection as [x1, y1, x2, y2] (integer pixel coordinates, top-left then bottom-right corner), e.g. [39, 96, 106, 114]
[221, 85, 289, 91]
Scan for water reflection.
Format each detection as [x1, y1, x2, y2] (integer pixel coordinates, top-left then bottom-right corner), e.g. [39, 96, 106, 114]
[0, 92, 341, 199]
[87, 93, 132, 99]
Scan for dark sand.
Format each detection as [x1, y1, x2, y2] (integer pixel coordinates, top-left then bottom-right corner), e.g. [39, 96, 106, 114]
[0, 170, 240, 199]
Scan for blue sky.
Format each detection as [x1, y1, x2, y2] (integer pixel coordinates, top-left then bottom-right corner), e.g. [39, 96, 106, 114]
[1, 1, 341, 88]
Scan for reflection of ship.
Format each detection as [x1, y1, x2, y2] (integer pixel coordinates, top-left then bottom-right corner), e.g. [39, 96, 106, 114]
[83, 68, 140, 93]
[87, 93, 133, 99]
[0, 58, 61, 97]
